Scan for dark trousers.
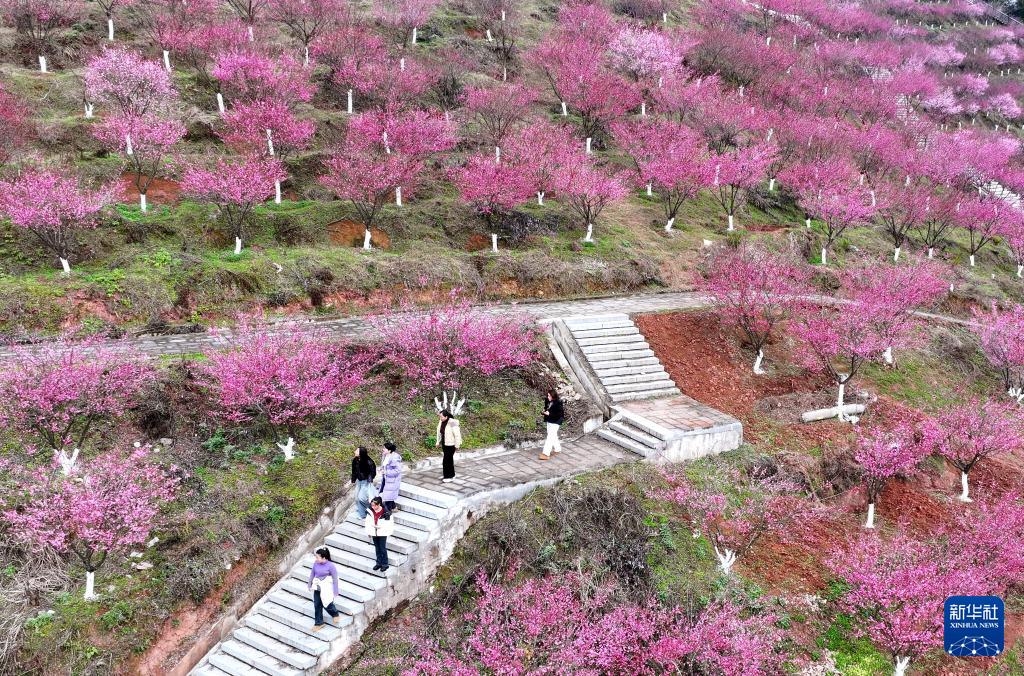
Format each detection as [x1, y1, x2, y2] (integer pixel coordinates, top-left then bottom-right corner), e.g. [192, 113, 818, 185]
[313, 589, 339, 626]
[372, 536, 389, 568]
[442, 445, 456, 479]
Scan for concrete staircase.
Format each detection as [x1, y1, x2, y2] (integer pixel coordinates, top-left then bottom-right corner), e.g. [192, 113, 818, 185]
[560, 314, 680, 405]
[596, 409, 666, 457]
[190, 483, 458, 676]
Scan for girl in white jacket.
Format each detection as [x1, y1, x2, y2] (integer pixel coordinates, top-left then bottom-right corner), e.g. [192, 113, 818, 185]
[365, 497, 394, 572]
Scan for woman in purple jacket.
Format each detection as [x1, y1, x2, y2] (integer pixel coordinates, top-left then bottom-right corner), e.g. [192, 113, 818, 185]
[378, 441, 402, 511]
[307, 547, 340, 630]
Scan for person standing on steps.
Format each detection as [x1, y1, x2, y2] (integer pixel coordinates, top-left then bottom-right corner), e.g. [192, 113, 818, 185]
[307, 547, 341, 631]
[378, 441, 402, 511]
[365, 496, 394, 572]
[436, 408, 462, 483]
[351, 447, 377, 518]
[539, 389, 564, 461]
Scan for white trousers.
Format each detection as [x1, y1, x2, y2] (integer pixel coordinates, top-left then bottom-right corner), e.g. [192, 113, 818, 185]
[542, 423, 562, 456]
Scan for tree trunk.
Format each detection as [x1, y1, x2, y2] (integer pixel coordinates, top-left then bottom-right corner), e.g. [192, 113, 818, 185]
[727, 214, 734, 231]
[363, 229, 372, 250]
[59, 257, 71, 275]
[893, 247, 900, 262]
[395, 186, 403, 207]
[84, 571, 97, 600]
[276, 436, 296, 461]
[805, 217, 811, 228]
[753, 349, 765, 374]
[584, 224, 593, 243]
[585, 137, 592, 154]
[646, 182, 653, 196]
[864, 502, 875, 529]
[664, 217, 675, 232]
[234, 237, 242, 255]
[640, 100, 646, 116]
[561, 101, 568, 116]
[928, 247, 934, 259]
[274, 180, 282, 204]
[412, 26, 418, 44]
[537, 191, 544, 206]
[883, 346, 893, 365]
[163, 50, 171, 72]
[107, 18, 114, 41]
[768, 177, 775, 191]
[139, 193, 147, 212]
[969, 254, 976, 267]
[893, 656, 910, 676]
[38, 56, 47, 73]
[821, 247, 827, 265]
[491, 233, 498, 253]
[959, 471, 972, 502]
[713, 545, 737, 575]
[216, 92, 225, 113]
[347, 89, 354, 114]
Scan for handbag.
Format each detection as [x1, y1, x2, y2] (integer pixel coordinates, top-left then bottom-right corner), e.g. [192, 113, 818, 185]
[313, 576, 335, 607]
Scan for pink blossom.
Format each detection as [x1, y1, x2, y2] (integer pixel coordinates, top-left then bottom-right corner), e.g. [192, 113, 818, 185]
[211, 48, 314, 104]
[181, 155, 286, 246]
[463, 84, 537, 147]
[84, 46, 175, 118]
[219, 98, 315, 160]
[974, 303, 1024, 395]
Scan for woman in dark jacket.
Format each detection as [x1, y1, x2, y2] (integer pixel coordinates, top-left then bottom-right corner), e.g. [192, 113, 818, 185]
[351, 447, 377, 518]
[539, 389, 564, 460]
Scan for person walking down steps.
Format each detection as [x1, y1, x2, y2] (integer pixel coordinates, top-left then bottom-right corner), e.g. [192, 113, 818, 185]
[378, 441, 402, 512]
[539, 389, 564, 461]
[307, 547, 341, 631]
[436, 408, 462, 483]
[351, 447, 377, 518]
[365, 497, 394, 572]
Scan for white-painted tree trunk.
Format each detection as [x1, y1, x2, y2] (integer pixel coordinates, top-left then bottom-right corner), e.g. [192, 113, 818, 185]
[38, 56, 47, 73]
[870, 190, 876, 206]
[640, 101, 646, 116]
[248, 25, 254, 41]
[561, 101, 568, 116]
[412, 26, 417, 44]
[501, 10, 506, 20]
[1017, 264, 1022, 278]
[864, 502, 875, 529]
[108, 18, 115, 41]
[276, 437, 296, 461]
[139, 193, 147, 212]
[662, 11, 668, 23]
[894, 656, 910, 676]
[216, 92, 225, 113]
[491, 233, 498, 252]
[347, 89, 354, 114]
[664, 217, 675, 232]
[57, 448, 79, 475]
[537, 191, 544, 205]
[646, 182, 653, 196]
[84, 571, 97, 600]
[970, 254, 976, 267]
[304, 47, 309, 66]
[84, 102, 94, 118]
[274, 180, 282, 204]
[234, 237, 242, 255]
[766, 35, 772, 46]
[59, 257, 71, 275]
[486, 28, 493, 41]
[893, 247, 900, 262]
[495, 146, 501, 163]
[266, 129, 274, 155]
[125, 134, 133, 156]
[821, 247, 827, 265]
[768, 177, 775, 191]
[805, 217, 811, 228]
[883, 346, 893, 365]
[163, 50, 171, 72]
[395, 186, 403, 206]
[584, 224, 593, 242]
[585, 137, 592, 154]
[928, 247, 934, 259]
[363, 229, 372, 250]
[835, 381, 848, 421]
[959, 471, 972, 502]
[713, 545, 737, 575]
[753, 349, 765, 374]
[727, 214, 735, 231]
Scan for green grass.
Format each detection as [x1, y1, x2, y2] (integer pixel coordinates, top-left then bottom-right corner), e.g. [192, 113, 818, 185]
[818, 614, 892, 675]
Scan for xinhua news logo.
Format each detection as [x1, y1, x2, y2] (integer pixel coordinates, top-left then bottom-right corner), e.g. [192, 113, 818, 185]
[944, 596, 1004, 657]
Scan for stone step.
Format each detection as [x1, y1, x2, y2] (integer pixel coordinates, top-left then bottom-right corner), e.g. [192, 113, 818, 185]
[343, 512, 430, 542]
[292, 561, 385, 592]
[592, 361, 666, 377]
[275, 580, 363, 616]
[570, 325, 639, 339]
[394, 495, 448, 521]
[192, 664, 232, 676]
[207, 651, 270, 676]
[585, 348, 655, 363]
[398, 483, 459, 509]
[604, 377, 677, 395]
[580, 338, 649, 354]
[335, 521, 419, 555]
[595, 427, 652, 457]
[329, 549, 400, 578]
[255, 601, 345, 640]
[283, 571, 374, 604]
[612, 409, 671, 440]
[607, 420, 662, 449]
[324, 532, 409, 567]
[599, 370, 670, 387]
[575, 333, 643, 347]
[563, 314, 630, 329]
[218, 640, 302, 676]
[232, 627, 318, 671]
[243, 614, 330, 657]
[611, 387, 681, 403]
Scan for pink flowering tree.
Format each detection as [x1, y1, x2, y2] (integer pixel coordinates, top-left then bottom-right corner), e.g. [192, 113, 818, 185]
[181, 155, 286, 255]
[0, 169, 119, 274]
[955, 196, 1002, 267]
[613, 119, 714, 232]
[700, 243, 810, 374]
[503, 121, 577, 206]
[267, 0, 345, 65]
[463, 83, 536, 149]
[914, 191, 957, 260]
[224, 0, 268, 39]
[175, 20, 249, 88]
[93, 0, 136, 40]
[200, 325, 367, 459]
[3, 444, 179, 599]
[84, 46, 175, 119]
[923, 400, 1023, 503]
[661, 468, 816, 576]
[136, 0, 217, 73]
[0, 84, 30, 162]
[854, 425, 926, 529]
[1001, 207, 1024, 278]
[946, 492, 1024, 593]
[873, 182, 929, 262]
[0, 338, 155, 454]
[93, 112, 186, 212]
[0, 0, 82, 70]
[373, 0, 438, 46]
[797, 185, 875, 265]
[211, 49, 314, 106]
[554, 162, 628, 243]
[451, 154, 536, 238]
[320, 109, 453, 242]
[974, 304, 1024, 399]
[828, 533, 970, 676]
[710, 142, 776, 232]
[370, 295, 537, 396]
[607, 26, 680, 116]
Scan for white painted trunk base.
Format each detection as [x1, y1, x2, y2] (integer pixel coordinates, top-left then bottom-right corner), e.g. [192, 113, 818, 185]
[1017, 264, 1023, 278]
[894, 656, 910, 676]
[714, 545, 737, 575]
[139, 193, 146, 211]
[57, 447, 79, 474]
[537, 191, 544, 206]
[584, 224, 593, 242]
[347, 89, 354, 114]
[274, 180, 282, 204]
[753, 349, 765, 374]
[883, 346, 893, 365]
[60, 257, 71, 275]
[893, 247, 901, 262]
[108, 18, 115, 41]
[928, 247, 934, 259]
[561, 101, 568, 116]
[248, 25, 254, 41]
[412, 27, 418, 44]
[84, 102, 94, 118]
[727, 214, 734, 231]
[821, 247, 827, 265]
[216, 92, 225, 113]
[970, 254, 976, 266]
[491, 233, 498, 253]
[125, 134, 133, 155]
[163, 50, 171, 72]
[585, 137, 592, 154]
[276, 437, 296, 461]
[304, 47, 309, 66]
[864, 502, 875, 529]
[395, 186, 403, 207]
[640, 101, 646, 116]
[495, 146, 501, 163]
[664, 217, 675, 232]
[805, 217, 811, 228]
[959, 471, 972, 502]
[768, 177, 775, 191]
[84, 571, 97, 600]
[266, 128, 274, 155]
[646, 182, 653, 196]
[363, 229, 372, 250]
[486, 28, 493, 41]
[39, 56, 47, 73]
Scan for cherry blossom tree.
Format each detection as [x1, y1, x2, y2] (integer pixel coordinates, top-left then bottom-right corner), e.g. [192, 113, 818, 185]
[923, 399, 1023, 503]
[135, 0, 217, 73]
[828, 533, 970, 676]
[3, 444, 179, 599]
[0, 0, 82, 70]
[554, 162, 628, 243]
[874, 182, 929, 261]
[200, 325, 367, 459]
[914, 191, 957, 260]
[173, 18, 248, 86]
[211, 49, 314, 106]
[0, 83, 31, 161]
[0, 338, 154, 453]
[955, 196, 1002, 267]
[607, 26, 680, 115]
[93, 112, 186, 212]
[219, 98, 315, 161]
[947, 491, 1024, 593]
[854, 425, 926, 528]
[267, 0, 345, 65]
[710, 142, 776, 231]
[451, 154, 536, 237]
[797, 184, 875, 265]
[466, 0, 519, 71]
[503, 121, 578, 205]
[974, 304, 1024, 399]
[1002, 207, 1024, 278]
[224, 0, 268, 40]
[181, 155, 286, 255]
[370, 294, 536, 395]
[84, 46, 175, 118]
[373, 0, 438, 46]
[92, 0, 136, 40]
[701, 243, 810, 374]
[661, 468, 816, 575]
[463, 83, 536, 148]
[0, 169, 119, 274]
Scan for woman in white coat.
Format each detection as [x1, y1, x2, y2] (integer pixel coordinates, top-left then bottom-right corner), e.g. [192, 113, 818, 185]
[365, 496, 394, 572]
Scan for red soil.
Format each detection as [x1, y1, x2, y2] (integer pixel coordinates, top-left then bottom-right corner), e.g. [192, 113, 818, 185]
[120, 173, 182, 206]
[326, 219, 391, 249]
